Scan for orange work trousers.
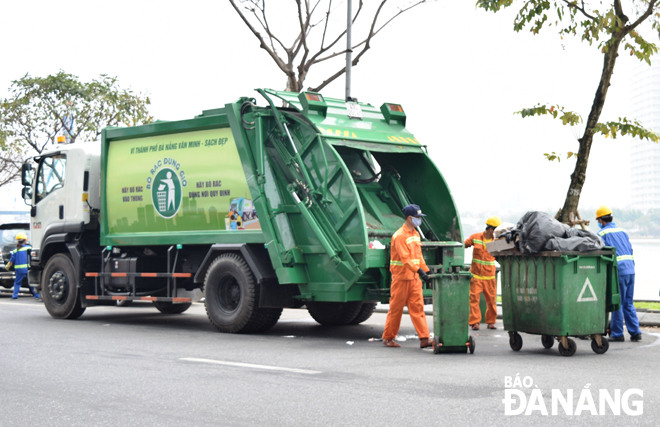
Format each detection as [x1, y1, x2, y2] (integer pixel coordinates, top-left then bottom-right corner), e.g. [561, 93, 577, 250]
[469, 277, 497, 325]
[382, 277, 430, 340]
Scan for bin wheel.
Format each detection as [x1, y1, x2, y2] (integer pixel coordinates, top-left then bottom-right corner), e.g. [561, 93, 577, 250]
[541, 334, 554, 349]
[509, 332, 523, 351]
[468, 336, 475, 354]
[591, 336, 609, 354]
[433, 336, 441, 354]
[558, 338, 577, 357]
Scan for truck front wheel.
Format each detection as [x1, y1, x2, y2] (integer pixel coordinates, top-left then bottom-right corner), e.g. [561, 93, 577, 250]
[204, 253, 280, 333]
[42, 254, 85, 320]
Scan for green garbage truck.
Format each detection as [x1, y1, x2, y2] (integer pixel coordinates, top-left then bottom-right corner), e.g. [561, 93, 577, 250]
[20, 89, 466, 333]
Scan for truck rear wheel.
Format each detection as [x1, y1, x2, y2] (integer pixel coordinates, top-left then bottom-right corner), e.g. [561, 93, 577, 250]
[348, 302, 378, 325]
[204, 253, 280, 333]
[42, 254, 85, 320]
[153, 301, 192, 314]
[306, 301, 363, 326]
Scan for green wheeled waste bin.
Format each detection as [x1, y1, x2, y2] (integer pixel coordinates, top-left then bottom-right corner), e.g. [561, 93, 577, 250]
[426, 242, 475, 354]
[492, 247, 621, 357]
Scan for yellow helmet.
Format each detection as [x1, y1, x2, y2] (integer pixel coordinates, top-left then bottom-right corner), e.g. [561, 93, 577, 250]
[596, 205, 612, 219]
[486, 216, 502, 228]
[15, 232, 27, 241]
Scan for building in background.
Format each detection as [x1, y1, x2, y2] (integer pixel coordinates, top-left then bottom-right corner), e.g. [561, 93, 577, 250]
[631, 59, 660, 211]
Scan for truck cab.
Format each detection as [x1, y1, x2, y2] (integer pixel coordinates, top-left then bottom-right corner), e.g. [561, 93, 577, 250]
[21, 142, 101, 300]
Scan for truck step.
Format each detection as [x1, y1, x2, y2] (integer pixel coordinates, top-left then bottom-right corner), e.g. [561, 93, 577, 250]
[86, 295, 191, 303]
[85, 272, 193, 278]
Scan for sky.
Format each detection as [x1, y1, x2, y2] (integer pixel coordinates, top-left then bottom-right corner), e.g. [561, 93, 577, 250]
[0, 0, 648, 216]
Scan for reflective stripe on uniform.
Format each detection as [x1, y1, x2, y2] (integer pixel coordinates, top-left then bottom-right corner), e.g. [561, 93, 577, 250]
[598, 228, 624, 237]
[406, 236, 420, 244]
[390, 259, 421, 266]
[472, 274, 496, 280]
[14, 264, 28, 269]
[617, 255, 634, 262]
[473, 259, 496, 266]
[473, 239, 484, 245]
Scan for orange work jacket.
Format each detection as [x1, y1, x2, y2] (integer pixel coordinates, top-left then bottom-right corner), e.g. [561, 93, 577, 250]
[465, 231, 496, 280]
[390, 224, 428, 280]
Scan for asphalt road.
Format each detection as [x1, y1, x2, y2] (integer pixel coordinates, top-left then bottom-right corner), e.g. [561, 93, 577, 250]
[1, 293, 659, 426]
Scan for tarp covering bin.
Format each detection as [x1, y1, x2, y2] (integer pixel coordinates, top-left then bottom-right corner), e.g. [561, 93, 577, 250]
[493, 248, 621, 357]
[428, 242, 474, 354]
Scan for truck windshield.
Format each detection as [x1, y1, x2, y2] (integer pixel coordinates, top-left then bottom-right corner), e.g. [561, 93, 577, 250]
[36, 155, 67, 203]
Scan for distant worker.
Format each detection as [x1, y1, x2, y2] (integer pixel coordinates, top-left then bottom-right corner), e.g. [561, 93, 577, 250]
[382, 204, 434, 349]
[465, 216, 501, 330]
[6, 233, 40, 300]
[596, 206, 642, 342]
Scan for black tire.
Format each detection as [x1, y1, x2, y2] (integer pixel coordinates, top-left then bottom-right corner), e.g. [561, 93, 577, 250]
[246, 307, 283, 332]
[591, 336, 609, 354]
[541, 334, 554, 349]
[306, 301, 363, 326]
[204, 253, 280, 333]
[153, 301, 192, 314]
[348, 302, 377, 325]
[468, 336, 475, 354]
[509, 332, 523, 351]
[42, 254, 85, 319]
[558, 338, 577, 357]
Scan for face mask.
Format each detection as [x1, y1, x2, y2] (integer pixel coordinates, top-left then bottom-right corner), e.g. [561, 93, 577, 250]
[411, 217, 422, 227]
[598, 222, 604, 229]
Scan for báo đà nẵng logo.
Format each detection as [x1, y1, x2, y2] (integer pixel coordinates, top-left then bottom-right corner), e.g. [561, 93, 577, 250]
[146, 158, 188, 219]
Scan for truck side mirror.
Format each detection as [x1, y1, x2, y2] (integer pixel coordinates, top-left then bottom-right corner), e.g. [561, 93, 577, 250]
[21, 163, 33, 186]
[21, 186, 32, 201]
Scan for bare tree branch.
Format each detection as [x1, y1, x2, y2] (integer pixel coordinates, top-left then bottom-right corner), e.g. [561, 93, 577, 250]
[320, 0, 332, 48]
[304, 0, 364, 68]
[626, 0, 657, 31]
[229, 0, 290, 74]
[309, 0, 428, 92]
[561, 0, 597, 21]
[230, 0, 432, 92]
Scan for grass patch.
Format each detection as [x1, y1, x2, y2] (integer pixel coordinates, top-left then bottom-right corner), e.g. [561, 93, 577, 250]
[634, 301, 660, 311]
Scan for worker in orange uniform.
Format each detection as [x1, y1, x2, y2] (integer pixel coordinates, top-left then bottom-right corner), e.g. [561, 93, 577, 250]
[382, 204, 434, 349]
[465, 216, 502, 330]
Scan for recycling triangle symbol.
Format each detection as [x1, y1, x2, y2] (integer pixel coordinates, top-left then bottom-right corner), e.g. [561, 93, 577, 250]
[577, 277, 598, 302]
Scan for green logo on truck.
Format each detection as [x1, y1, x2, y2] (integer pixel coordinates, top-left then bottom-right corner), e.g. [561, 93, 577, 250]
[151, 168, 182, 218]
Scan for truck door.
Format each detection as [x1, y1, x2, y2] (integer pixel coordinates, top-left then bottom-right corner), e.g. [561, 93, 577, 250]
[31, 154, 67, 251]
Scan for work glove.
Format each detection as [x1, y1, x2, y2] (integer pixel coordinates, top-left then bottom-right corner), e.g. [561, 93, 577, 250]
[418, 268, 431, 284]
[5, 262, 12, 271]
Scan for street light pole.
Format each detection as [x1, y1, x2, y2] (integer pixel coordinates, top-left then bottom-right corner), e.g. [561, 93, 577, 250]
[345, 0, 352, 101]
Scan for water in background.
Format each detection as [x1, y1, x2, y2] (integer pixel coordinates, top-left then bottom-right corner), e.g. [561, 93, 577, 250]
[465, 239, 660, 302]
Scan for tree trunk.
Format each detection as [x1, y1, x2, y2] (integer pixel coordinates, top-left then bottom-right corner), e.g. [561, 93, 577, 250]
[558, 35, 624, 223]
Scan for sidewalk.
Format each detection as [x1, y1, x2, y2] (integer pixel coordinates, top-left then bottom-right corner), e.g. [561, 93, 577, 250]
[375, 303, 660, 327]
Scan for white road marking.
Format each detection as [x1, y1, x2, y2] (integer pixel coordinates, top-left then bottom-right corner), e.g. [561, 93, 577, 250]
[0, 301, 44, 309]
[180, 357, 321, 375]
[638, 333, 660, 349]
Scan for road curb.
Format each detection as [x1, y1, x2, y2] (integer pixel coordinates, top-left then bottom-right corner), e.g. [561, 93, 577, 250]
[375, 307, 660, 327]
